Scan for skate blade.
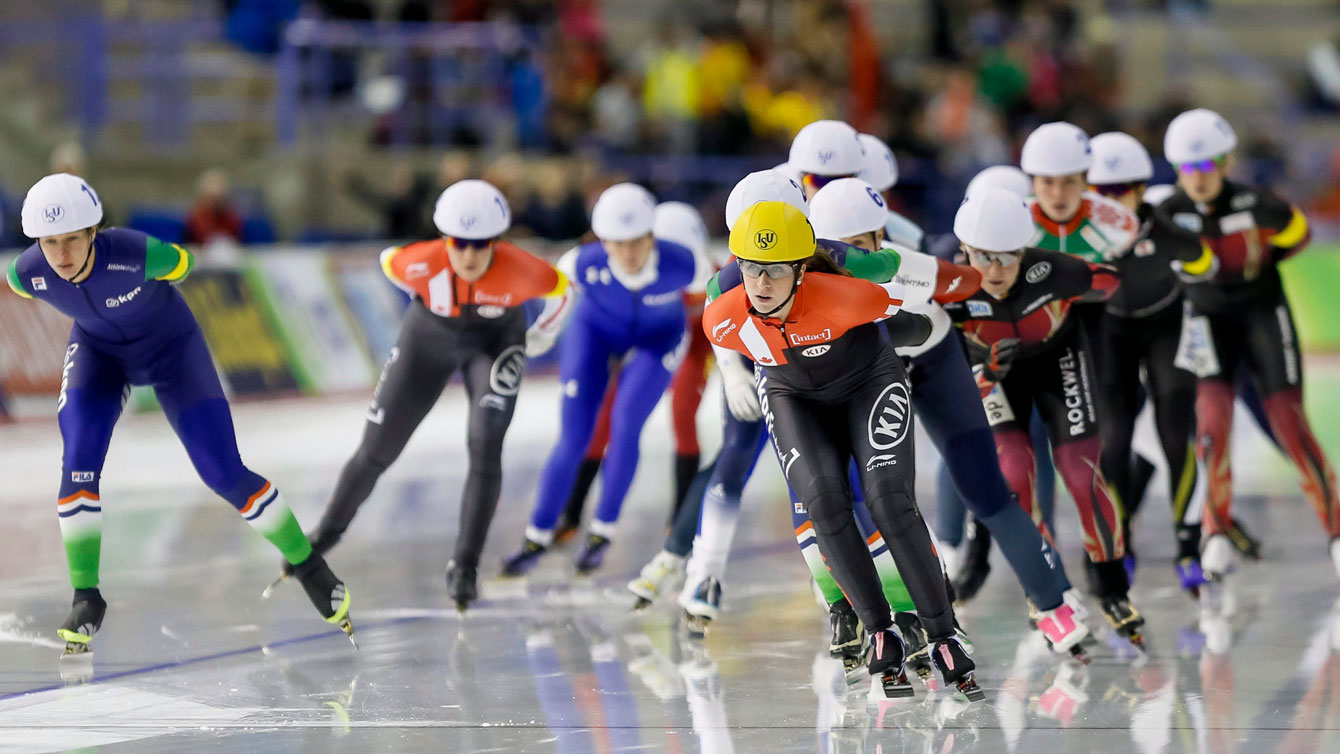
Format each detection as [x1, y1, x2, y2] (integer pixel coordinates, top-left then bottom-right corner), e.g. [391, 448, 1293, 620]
[683, 613, 711, 637]
[61, 640, 93, 657]
[261, 573, 289, 600]
[1068, 644, 1093, 665]
[630, 596, 653, 612]
[880, 670, 915, 699]
[955, 677, 986, 702]
[59, 651, 93, 684]
[910, 661, 934, 681]
[338, 617, 358, 649]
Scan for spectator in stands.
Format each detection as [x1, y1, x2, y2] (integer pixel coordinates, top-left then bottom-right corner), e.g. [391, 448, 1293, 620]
[185, 169, 245, 245]
[515, 160, 589, 242]
[50, 141, 87, 177]
[641, 20, 701, 153]
[344, 163, 433, 241]
[593, 69, 642, 152]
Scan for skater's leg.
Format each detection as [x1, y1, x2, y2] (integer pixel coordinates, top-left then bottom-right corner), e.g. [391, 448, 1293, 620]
[1145, 323, 1201, 559]
[317, 307, 456, 545]
[590, 341, 680, 533]
[1194, 310, 1245, 538]
[55, 339, 127, 590]
[848, 471, 915, 613]
[1030, 408, 1057, 533]
[682, 411, 765, 580]
[669, 315, 710, 516]
[934, 462, 967, 546]
[559, 372, 616, 530]
[453, 342, 523, 569]
[1096, 318, 1143, 520]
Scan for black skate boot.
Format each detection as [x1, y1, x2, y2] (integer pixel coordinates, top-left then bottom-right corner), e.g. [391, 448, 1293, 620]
[867, 627, 914, 699]
[828, 598, 865, 677]
[293, 553, 356, 647]
[893, 611, 933, 681]
[268, 528, 341, 597]
[58, 588, 107, 656]
[1099, 596, 1146, 648]
[446, 560, 478, 613]
[501, 537, 548, 577]
[931, 635, 985, 702]
[574, 534, 612, 575]
[951, 520, 991, 604]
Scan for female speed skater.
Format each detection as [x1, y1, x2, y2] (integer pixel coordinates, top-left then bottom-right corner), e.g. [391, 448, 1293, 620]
[1156, 107, 1340, 581]
[705, 199, 984, 701]
[6, 173, 353, 653]
[944, 187, 1146, 647]
[279, 179, 571, 611]
[553, 201, 716, 540]
[501, 183, 697, 576]
[1085, 132, 1216, 595]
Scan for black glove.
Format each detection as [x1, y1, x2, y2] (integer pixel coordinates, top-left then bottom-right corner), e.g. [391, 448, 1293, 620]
[981, 338, 1019, 383]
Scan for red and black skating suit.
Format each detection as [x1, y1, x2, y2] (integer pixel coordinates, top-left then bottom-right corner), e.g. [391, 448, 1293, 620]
[942, 250, 1133, 598]
[1155, 181, 1340, 540]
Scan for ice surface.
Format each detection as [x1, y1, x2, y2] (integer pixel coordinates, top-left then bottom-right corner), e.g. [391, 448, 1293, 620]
[2, 368, 1340, 752]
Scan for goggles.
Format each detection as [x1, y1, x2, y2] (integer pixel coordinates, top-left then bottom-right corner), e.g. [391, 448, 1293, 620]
[967, 249, 1023, 268]
[447, 236, 494, 250]
[1176, 156, 1227, 175]
[801, 172, 849, 193]
[1090, 182, 1138, 198]
[737, 258, 799, 279]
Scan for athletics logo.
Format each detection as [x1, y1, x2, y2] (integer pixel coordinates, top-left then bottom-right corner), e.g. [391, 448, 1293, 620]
[754, 230, 777, 250]
[489, 345, 527, 396]
[867, 381, 911, 451]
[42, 205, 64, 223]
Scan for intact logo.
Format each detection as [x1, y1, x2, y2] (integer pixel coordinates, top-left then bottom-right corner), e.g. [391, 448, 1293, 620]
[71, 471, 94, 483]
[405, 261, 430, 279]
[800, 345, 831, 358]
[712, 318, 737, 342]
[967, 300, 993, 318]
[475, 291, 513, 306]
[105, 286, 143, 308]
[42, 205, 64, 224]
[788, 328, 831, 345]
[754, 230, 777, 250]
[489, 345, 527, 396]
[867, 381, 912, 451]
[1025, 262, 1051, 284]
[31, 277, 47, 291]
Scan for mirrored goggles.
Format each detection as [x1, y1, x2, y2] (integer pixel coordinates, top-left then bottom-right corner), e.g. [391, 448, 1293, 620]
[967, 249, 1023, 267]
[1090, 182, 1137, 198]
[737, 258, 798, 279]
[801, 172, 848, 193]
[446, 236, 494, 250]
[1177, 157, 1226, 175]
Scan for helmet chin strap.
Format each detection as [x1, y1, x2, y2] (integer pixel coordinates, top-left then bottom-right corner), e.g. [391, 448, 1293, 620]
[66, 238, 96, 282]
[750, 264, 802, 318]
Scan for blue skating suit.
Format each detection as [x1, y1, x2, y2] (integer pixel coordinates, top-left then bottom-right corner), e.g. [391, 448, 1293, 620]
[6, 229, 273, 516]
[526, 239, 696, 536]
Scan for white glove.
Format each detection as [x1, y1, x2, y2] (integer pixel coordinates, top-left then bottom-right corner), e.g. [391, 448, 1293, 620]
[525, 327, 558, 357]
[718, 351, 761, 422]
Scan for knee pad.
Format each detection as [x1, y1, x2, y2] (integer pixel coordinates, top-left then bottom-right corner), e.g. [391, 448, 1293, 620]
[801, 475, 854, 535]
[867, 490, 921, 533]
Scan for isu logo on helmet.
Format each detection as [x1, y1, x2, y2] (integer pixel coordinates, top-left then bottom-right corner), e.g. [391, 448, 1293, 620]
[754, 230, 777, 250]
[1105, 155, 1121, 171]
[460, 215, 478, 230]
[620, 212, 635, 225]
[817, 149, 834, 164]
[43, 205, 64, 223]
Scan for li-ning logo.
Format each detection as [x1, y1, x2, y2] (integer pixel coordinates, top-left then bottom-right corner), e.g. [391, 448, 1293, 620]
[754, 230, 777, 250]
[817, 149, 834, 164]
[105, 285, 143, 308]
[42, 205, 64, 223]
[405, 261, 430, 279]
[712, 319, 737, 342]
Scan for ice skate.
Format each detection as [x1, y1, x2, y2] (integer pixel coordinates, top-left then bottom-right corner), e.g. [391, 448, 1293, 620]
[828, 599, 865, 679]
[292, 553, 356, 647]
[931, 635, 985, 702]
[951, 522, 991, 604]
[500, 536, 547, 577]
[1099, 595, 1145, 649]
[1033, 601, 1091, 662]
[891, 611, 933, 680]
[866, 627, 913, 699]
[1225, 517, 1262, 560]
[265, 530, 340, 599]
[1176, 557, 1208, 598]
[628, 551, 686, 610]
[57, 588, 106, 657]
[574, 534, 611, 575]
[445, 560, 477, 613]
[680, 576, 721, 637]
[1200, 534, 1234, 581]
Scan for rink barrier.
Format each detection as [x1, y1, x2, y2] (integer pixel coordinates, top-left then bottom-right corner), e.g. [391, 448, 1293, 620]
[3, 242, 1337, 419]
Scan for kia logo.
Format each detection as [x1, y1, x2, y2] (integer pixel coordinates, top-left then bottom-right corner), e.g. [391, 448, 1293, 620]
[755, 230, 777, 250]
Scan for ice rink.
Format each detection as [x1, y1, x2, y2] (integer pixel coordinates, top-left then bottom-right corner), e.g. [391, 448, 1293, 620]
[4, 365, 1340, 753]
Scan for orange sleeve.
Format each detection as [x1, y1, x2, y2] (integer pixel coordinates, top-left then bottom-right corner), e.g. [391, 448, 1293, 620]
[809, 273, 901, 329]
[497, 242, 566, 301]
[933, 259, 982, 302]
[385, 240, 439, 289]
[702, 288, 749, 354]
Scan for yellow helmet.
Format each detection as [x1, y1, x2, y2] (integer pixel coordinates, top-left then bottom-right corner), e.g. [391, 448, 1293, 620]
[728, 201, 816, 264]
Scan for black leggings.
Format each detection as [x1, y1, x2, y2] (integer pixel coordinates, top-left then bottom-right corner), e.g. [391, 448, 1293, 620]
[316, 301, 526, 568]
[1097, 306, 1199, 557]
[760, 350, 954, 640]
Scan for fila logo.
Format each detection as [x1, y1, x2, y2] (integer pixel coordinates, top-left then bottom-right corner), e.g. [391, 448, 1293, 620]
[71, 471, 95, 482]
[32, 277, 47, 290]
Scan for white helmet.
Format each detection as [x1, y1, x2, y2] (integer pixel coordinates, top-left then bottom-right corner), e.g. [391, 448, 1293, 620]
[653, 201, 708, 257]
[724, 169, 809, 231]
[21, 173, 103, 239]
[966, 165, 1032, 199]
[808, 178, 888, 240]
[433, 179, 511, 239]
[788, 120, 864, 176]
[772, 161, 802, 184]
[1142, 183, 1177, 206]
[591, 182, 657, 241]
[1088, 132, 1153, 185]
[1163, 107, 1237, 165]
[856, 133, 898, 191]
[954, 187, 1036, 252]
[1020, 121, 1093, 177]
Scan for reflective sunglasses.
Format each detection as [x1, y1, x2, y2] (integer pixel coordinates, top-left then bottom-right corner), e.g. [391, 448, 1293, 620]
[1177, 157, 1226, 175]
[801, 172, 848, 193]
[447, 236, 494, 250]
[967, 249, 1023, 267]
[737, 258, 798, 279]
[1090, 182, 1137, 198]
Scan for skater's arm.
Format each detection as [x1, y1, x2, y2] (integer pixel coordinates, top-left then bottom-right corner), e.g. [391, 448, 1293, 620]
[5, 257, 30, 298]
[144, 236, 194, 282]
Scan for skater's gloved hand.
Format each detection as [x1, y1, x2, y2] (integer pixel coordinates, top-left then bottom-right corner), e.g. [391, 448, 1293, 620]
[1171, 252, 1219, 283]
[525, 326, 559, 357]
[716, 346, 761, 421]
[981, 338, 1019, 383]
